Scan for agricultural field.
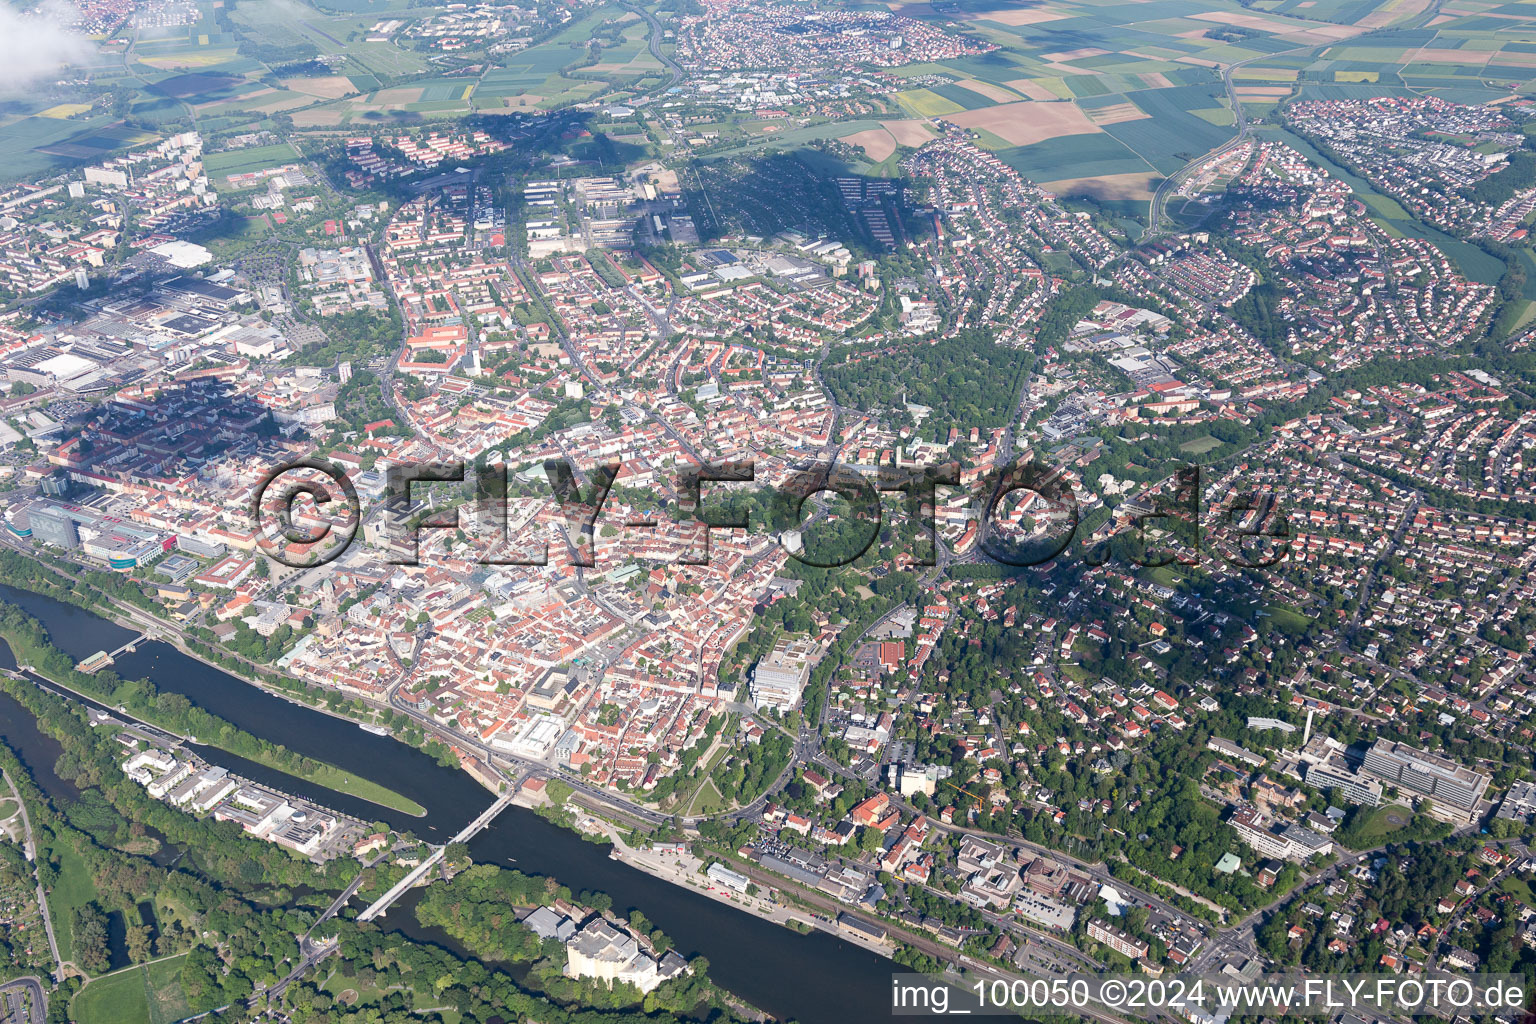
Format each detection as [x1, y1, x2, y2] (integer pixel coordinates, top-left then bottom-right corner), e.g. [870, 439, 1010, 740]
[804, 0, 1536, 245]
[0, 0, 1525, 270]
[0, 0, 659, 172]
[755, 0, 1385, 213]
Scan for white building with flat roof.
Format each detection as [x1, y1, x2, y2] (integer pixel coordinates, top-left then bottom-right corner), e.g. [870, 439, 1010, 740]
[750, 635, 817, 711]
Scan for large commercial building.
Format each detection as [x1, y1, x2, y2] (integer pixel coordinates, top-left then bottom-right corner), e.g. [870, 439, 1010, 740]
[750, 635, 818, 711]
[27, 500, 169, 569]
[1361, 740, 1490, 812]
[29, 504, 80, 549]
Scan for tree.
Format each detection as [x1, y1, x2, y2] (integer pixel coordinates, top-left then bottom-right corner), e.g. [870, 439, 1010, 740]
[858, 826, 884, 854]
[126, 923, 155, 963]
[71, 902, 112, 973]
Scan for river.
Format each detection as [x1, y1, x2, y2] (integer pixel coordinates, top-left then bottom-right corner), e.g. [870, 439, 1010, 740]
[0, 585, 900, 1023]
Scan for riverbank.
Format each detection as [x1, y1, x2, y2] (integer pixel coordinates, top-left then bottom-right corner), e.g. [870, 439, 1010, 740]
[0, 587, 427, 819]
[604, 826, 902, 959]
[0, 578, 915, 1024]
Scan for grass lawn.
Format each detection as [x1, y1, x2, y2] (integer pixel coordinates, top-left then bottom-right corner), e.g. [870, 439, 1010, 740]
[681, 741, 731, 815]
[1345, 804, 1414, 845]
[1147, 564, 1191, 588]
[45, 838, 99, 965]
[0, 798, 16, 819]
[70, 965, 150, 1024]
[145, 953, 204, 1024]
[322, 969, 392, 1007]
[202, 142, 298, 178]
[1178, 434, 1222, 455]
[1503, 874, 1536, 906]
[1509, 299, 1536, 334]
[687, 778, 727, 817]
[1059, 661, 1094, 684]
[72, 953, 202, 1024]
[321, 972, 456, 1021]
[1263, 604, 1313, 635]
[302, 762, 427, 817]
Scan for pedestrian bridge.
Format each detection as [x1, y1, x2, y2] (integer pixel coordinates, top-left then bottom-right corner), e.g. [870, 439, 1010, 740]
[357, 791, 514, 922]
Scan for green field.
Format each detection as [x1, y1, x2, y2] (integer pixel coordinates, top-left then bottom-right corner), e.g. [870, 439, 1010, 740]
[1264, 0, 1383, 22]
[894, 88, 967, 118]
[70, 967, 148, 1024]
[1178, 434, 1223, 455]
[681, 740, 733, 816]
[685, 777, 728, 816]
[1263, 604, 1314, 636]
[204, 142, 301, 179]
[46, 837, 99, 965]
[0, 114, 147, 182]
[1341, 805, 1414, 845]
[1502, 874, 1536, 907]
[70, 954, 205, 1024]
[305, 762, 427, 816]
[999, 134, 1151, 181]
[320, 967, 457, 1022]
[928, 83, 1004, 110]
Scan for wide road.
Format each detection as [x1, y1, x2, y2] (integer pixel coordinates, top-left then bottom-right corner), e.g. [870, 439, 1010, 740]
[622, 1, 682, 94]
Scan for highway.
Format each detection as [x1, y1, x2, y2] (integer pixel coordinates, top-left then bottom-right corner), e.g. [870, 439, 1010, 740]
[622, 1, 682, 94]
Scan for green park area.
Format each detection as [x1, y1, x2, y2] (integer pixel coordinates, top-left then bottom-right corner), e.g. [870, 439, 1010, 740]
[70, 954, 214, 1024]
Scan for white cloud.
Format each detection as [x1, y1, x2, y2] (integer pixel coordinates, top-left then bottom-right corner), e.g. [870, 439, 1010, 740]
[0, 3, 95, 97]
